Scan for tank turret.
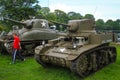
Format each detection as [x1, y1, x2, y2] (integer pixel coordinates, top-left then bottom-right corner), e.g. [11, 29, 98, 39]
[34, 19, 117, 77]
[68, 19, 95, 32]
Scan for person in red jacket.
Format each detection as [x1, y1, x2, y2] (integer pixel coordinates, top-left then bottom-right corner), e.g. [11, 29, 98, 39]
[11, 33, 25, 64]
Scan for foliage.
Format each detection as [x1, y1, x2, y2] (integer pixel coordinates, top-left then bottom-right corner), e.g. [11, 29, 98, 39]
[96, 19, 105, 30]
[54, 9, 69, 23]
[37, 7, 52, 20]
[112, 19, 120, 32]
[0, 0, 40, 19]
[39, 7, 50, 16]
[83, 14, 95, 20]
[0, 25, 4, 31]
[0, 22, 4, 31]
[0, 21, 7, 31]
[46, 12, 57, 21]
[67, 11, 83, 20]
[105, 19, 114, 30]
[0, 0, 41, 30]
[96, 19, 120, 32]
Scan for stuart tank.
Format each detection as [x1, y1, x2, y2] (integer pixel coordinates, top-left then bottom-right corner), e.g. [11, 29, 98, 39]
[0, 18, 61, 55]
[34, 19, 117, 77]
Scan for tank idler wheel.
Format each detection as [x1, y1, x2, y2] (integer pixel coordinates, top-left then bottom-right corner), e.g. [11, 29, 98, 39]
[76, 54, 89, 77]
[34, 54, 48, 67]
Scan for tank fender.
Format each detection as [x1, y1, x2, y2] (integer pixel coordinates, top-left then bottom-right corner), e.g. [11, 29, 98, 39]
[35, 44, 52, 55]
[70, 46, 116, 61]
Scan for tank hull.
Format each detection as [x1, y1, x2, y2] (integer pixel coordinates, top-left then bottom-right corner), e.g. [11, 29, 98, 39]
[35, 44, 117, 77]
[0, 29, 59, 55]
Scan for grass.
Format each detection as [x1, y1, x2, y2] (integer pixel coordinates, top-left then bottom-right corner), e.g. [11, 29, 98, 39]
[0, 44, 120, 80]
[0, 55, 80, 80]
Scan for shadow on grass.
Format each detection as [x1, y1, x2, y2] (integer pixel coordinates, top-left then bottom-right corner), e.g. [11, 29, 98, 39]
[36, 64, 84, 80]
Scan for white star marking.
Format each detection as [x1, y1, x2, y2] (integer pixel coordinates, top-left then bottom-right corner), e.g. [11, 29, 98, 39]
[60, 48, 65, 52]
[41, 21, 46, 27]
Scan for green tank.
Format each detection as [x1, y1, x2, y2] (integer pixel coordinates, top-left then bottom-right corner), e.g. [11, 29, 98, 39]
[34, 19, 117, 77]
[0, 18, 61, 55]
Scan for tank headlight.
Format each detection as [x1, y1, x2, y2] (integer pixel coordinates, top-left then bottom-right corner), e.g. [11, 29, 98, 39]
[73, 44, 77, 48]
[42, 41, 45, 45]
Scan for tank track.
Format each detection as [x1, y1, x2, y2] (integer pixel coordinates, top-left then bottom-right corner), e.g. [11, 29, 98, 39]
[3, 40, 43, 55]
[34, 54, 48, 67]
[70, 46, 116, 77]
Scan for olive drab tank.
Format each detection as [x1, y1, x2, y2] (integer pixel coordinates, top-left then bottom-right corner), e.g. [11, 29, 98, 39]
[34, 19, 117, 77]
[0, 18, 60, 55]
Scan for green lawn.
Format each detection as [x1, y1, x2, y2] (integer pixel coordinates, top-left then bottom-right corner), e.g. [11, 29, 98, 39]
[0, 45, 120, 80]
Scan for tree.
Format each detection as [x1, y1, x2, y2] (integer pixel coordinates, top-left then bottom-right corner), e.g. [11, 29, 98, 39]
[0, 0, 40, 20]
[54, 9, 69, 23]
[96, 19, 105, 30]
[46, 12, 57, 21]
[37, 7, 50, 19]
[83, 14, 95, 20]
[0, 0, 40, 30]
[112, 19, 120, 33]
[115, 19, 120, 30]
[39, 7, 50, 15]
[67, 11, 83, 20]
[105, 19, 114, 30]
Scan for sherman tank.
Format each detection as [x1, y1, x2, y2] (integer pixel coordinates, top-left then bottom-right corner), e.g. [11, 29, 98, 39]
[34, 19, 117, 77]
[0, 18, 61, 55]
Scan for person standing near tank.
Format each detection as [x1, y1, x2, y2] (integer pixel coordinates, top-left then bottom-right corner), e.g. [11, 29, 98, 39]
[10, 33, 25, 64]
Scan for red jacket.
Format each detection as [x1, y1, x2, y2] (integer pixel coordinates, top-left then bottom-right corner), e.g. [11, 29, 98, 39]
[13, 35, 20, 49]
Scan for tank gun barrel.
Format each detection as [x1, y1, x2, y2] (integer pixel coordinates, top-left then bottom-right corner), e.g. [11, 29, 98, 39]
[49, 20, 70, 27]
[4, 18, 34, 29]
[4, 18, 26, 25]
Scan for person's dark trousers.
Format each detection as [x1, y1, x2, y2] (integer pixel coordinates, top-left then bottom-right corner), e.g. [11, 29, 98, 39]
[12, 49, 24, 64]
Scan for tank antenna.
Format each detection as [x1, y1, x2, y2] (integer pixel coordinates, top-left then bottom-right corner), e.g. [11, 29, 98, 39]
[94, 6, 97, 16]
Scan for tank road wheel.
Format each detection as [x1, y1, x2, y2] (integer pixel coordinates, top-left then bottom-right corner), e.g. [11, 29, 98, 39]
[95, 47, 117, 69]
[98, 47, 116, 66]
[76, 54, 89, 77]
[70, 60, 77, 73]
[108, 47, 117, 62]
[89, 53, 98, 71]
[5, 42, 13, 54]
[100, 50, 109, 65]
[34, 54, 47, 67]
